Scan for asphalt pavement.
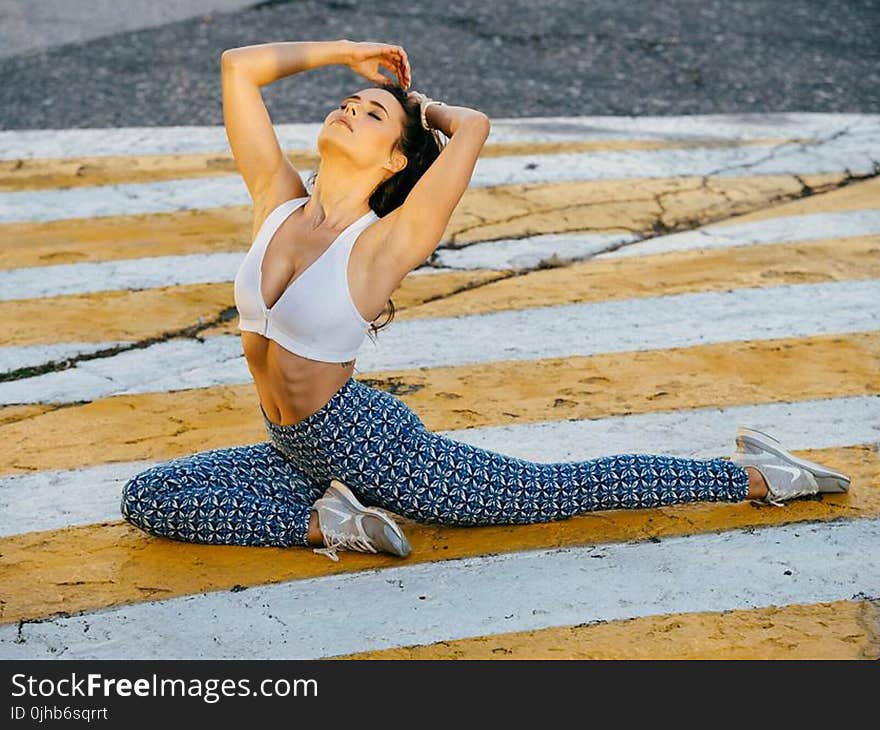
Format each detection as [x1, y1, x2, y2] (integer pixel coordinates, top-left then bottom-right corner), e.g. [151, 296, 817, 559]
[1, 0, 877, 129]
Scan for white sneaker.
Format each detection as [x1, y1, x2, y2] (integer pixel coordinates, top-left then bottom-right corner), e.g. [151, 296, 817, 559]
[735, 426, 851, 492]
[730, 426, 851, 507]
[311, 479, 411, 561]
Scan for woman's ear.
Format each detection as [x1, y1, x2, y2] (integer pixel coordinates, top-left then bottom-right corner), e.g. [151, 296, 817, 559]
[385, 148, 407, 175]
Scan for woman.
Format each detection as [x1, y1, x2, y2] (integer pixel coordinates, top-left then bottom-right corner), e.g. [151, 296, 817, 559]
[121, 39, 851, 562]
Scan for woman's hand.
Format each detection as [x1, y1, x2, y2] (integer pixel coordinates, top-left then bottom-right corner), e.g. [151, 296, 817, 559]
[344, 41, 411, 89]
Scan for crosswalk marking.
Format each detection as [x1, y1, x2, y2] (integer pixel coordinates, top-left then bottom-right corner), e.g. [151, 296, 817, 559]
[3, 113, 867, 159]
[337, 598, 880, 660]
[2, 392, 876, 537]
[3, 278, 877, 404]
[5, 330, 879, 474]
[3, 120, 877, 223]
[3, 210, 878, 303]
[2, 113, 878, 659]
[3, 516, 877, 658]
[3, 232, 878, 368]
[2, 138, 808, 193]
[0, 172, 852, 271]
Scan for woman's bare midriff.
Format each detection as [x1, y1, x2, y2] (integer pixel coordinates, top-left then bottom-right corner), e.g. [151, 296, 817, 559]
[241, 191, 402, 427]
[242, 332, 356, 426]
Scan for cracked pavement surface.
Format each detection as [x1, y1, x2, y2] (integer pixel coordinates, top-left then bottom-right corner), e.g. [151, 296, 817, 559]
[2, 0, 879, 663]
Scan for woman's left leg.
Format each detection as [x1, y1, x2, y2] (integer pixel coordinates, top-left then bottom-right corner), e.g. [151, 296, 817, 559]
[121, 441, 325, 547]
[268, 378, 750, 528]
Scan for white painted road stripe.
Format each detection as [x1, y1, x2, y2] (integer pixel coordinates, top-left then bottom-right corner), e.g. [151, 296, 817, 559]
[2, 114, 872, 160]
[594, 209, 880, 260]
[432, 231, 639, 271]
[0, 250, 454, 300]
[1, 516, 876, 659]
[1, 394, 875, 538]
[0, 459, 154, 537]
[0, 341, 130, 374]
[3, 124, 878, 223]
[3, 278, 878, 404]
[0, 253, 244, 301]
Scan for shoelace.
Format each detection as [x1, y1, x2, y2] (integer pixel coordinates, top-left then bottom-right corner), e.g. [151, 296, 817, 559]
[312, 528, 378, 562]
[752, 495, 786, 508]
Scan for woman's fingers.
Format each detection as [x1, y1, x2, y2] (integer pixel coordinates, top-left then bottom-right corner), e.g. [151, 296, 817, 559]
[354, 43, 409, 87]
[399, 49, 411, 88]
[385, 51, 406, 87]
[393, 62, 406, 87]
[389, 46, 410, 88]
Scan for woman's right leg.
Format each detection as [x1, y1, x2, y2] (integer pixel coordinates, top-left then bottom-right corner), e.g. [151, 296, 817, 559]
[267, 378, 751, 527]
[120, 441, 326, 547]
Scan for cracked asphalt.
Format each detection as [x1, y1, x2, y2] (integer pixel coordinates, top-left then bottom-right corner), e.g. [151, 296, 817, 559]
[1, 0, 878, 129]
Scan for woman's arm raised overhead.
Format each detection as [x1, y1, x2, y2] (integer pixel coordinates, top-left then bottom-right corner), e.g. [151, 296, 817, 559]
[382, 99, 491, 278]
[220, 40, 353, 209]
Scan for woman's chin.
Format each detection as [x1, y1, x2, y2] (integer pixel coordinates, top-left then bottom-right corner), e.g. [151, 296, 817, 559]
[316, 134, 348, 154]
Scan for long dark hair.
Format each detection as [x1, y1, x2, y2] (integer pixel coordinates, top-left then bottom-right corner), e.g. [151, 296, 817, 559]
[307, 81, 445, 338]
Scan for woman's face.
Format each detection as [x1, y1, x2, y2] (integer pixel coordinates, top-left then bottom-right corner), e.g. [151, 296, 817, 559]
[319, 87, 407, 170]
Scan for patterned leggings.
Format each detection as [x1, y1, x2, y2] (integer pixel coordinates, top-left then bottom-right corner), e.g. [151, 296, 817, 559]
[120, 376, 750, 548]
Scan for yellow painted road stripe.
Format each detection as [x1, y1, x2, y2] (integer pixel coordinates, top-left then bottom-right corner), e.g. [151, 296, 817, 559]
[7, 233, 878, 347]
[398, 233, 880, 321]
[4, 330, 878, 474]
[0, 205, 250, 271]
[0, 138, 806, 192]
[336, 598, 880, 659]
[2, 271, 508, 347]
[721, 172, 880, 223]
[4, 284, 233, 348]
[0, 442, 874, 626]
[0, 404, 55, 427]
[0, 173, 848, 270]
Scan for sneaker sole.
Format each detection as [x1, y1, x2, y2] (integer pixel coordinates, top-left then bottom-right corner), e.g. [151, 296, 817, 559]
[328, 479, 412, 557]
[735, 426, 850, 493]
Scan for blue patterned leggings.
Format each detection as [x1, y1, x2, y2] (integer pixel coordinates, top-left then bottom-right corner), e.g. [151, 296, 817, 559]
[121, 376, 750, 548]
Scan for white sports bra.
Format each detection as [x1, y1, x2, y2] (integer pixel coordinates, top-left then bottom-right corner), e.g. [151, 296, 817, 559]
[233, 195, 380, 362]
